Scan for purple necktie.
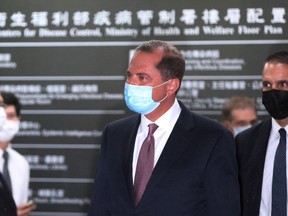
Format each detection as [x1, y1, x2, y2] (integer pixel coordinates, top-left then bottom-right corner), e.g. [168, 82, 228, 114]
[134, 123, 158, 205]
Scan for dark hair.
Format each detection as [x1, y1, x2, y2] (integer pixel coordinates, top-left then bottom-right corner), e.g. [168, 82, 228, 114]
[266, 51, 288, 64]
[135, 40, 185, 83]
[1, 92, 21, 117]
[222, 95, 256, 121]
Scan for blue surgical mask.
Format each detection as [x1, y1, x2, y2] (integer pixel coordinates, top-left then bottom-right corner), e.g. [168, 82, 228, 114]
[233, 125, 251, 136]
[124, 81, 168, 115]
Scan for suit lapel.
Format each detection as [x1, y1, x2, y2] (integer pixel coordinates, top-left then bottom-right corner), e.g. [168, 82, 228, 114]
[247, 119, 271, 211]
[121, 115, 141, 204]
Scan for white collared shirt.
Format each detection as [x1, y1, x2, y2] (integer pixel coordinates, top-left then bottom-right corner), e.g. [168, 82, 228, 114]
[260, 119, 288, 216]
[132, 99, 181, 182]
[0, 144, 30, 206]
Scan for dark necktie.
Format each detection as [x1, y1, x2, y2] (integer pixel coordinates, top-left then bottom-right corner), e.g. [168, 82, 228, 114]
[134, 123, 158, 205]
[272, 128, 287, 216]
[3, 150, 12, 193]
[0, 172, 4, 189]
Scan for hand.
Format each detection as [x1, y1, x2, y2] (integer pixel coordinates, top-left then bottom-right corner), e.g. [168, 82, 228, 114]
[17, 201, 37, 216]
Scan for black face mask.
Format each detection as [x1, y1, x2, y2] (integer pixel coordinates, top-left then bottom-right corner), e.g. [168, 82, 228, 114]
[262, 89, 288, 120]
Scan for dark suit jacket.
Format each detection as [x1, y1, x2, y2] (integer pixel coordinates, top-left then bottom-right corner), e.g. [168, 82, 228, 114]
[0, 172, 17, 216]
[235, 119, 272, 216]
[88, 101, 240, 216]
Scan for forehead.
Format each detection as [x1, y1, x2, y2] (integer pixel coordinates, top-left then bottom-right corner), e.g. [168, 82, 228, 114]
[231, 108, 256, 118]
[263, 62, 288, 80]
[128, 51, 162, 71]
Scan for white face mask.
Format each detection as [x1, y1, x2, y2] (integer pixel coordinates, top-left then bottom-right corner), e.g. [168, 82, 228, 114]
[0, 119, 20, 142]
[0, 107, 7, 130]
[233, 125, 251, 137]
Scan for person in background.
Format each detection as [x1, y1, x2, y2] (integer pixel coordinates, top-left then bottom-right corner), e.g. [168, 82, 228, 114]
[0, 92, 36, 216]
[236, 51, 288, 216]
[0, 101, 6, 128]
[222, 95, 258, 136]
[0, 99, 17, 216]
[88, 40, 240, 216]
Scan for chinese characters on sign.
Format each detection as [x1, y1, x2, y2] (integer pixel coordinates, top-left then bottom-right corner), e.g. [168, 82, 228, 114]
[0, 7, 286, 38]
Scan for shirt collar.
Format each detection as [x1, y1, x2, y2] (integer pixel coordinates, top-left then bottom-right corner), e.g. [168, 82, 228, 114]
[271, 118, 288, 141]
[140, 99, 181, 132]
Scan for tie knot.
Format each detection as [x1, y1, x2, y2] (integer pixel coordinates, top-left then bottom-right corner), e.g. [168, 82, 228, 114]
[279, 128, 287, 138]
[3, 151, 8, 161]
[148, 123, 158, 135]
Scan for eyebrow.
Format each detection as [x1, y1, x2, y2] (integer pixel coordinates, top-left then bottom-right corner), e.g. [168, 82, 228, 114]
[263, 79, 288, 83]
[126, 70, 150, 76]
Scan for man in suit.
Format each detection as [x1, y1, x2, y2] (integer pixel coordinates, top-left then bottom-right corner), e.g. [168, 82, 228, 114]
[0, 92, 36, 216]
[0, 172, 17, 216]
[222, 95, 258, 136]
[0, 102, 17, 216]
[88, 40, 240, 216]
[236, 51, 288, 216]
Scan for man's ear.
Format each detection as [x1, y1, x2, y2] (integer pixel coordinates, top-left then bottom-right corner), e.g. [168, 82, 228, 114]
[223, 120, 229, 128]
[222, 120, 233, 132]
[167, 78, 180, 96]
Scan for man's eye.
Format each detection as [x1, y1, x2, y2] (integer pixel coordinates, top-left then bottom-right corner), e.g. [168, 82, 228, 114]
[7, 114, 17, 119]
[280, 81, 288, 87]
[126, 73, 131, 80]
[138, 75, 147, 81]
[0, 103, 7, 108]
[262, 82, 271, 88]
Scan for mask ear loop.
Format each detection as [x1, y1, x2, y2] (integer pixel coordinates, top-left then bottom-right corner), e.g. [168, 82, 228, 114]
[157, 94, 168, 103]
[152, 80, 170, 103]
[153, 80, 170, 89]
